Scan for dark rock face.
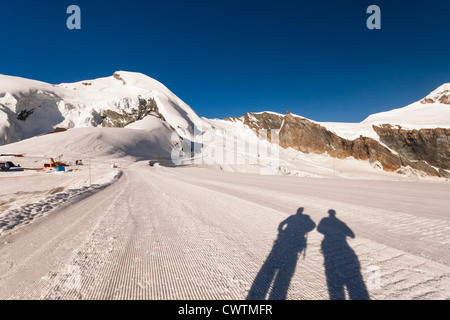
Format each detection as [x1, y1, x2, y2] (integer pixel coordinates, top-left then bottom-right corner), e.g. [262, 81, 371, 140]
[227, 112, 449, 178]
[373, 124, 450, 171]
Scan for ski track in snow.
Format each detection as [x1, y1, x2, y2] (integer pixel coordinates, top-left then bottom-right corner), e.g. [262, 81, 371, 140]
[0, 162, 449, 300]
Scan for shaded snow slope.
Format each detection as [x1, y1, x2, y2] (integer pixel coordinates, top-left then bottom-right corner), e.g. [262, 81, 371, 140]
[0, 125, 175, 162]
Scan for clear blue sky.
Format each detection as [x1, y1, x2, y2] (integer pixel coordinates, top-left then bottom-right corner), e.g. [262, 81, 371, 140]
[1, 0, 449, 122]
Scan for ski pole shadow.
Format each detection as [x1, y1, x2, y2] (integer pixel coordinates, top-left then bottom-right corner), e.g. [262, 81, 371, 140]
[317, 209, 370, 300]
[247, 207, 316, 300]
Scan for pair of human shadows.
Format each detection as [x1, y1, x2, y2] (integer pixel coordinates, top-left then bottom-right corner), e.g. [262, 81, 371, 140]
[247, 208, 369, 300]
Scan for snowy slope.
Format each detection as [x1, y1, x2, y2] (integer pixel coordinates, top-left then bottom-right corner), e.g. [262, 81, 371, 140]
[318, 84, 450, 141]
[362, 84, 450, 129]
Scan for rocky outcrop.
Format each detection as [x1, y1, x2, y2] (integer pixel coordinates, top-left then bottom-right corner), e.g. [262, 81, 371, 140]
[16, 109, 34, 121]
[101, 97, 163, 127]
[373, 124, 450, 171]
[227, 112, 449, 178]
[420, 88, 450, 105]
[112, 72, 127, 86]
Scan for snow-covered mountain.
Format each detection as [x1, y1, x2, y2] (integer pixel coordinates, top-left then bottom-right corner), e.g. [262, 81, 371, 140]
[0, 71, 206, 145]
[363, 83, 450, 128]
[0, 72, 449, 179]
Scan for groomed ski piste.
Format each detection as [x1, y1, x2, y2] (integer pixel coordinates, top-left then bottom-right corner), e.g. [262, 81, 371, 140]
[0, 72, 449, 300]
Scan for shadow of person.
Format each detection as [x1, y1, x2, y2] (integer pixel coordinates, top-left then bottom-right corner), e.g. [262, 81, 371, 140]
[317, 209, 370, 300]
[247, 207, 316, 300]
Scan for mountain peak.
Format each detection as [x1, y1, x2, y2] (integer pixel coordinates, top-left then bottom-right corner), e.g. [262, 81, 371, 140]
[0, 72, 204, 145]
[362, 83, 450, 128]
[420, 83, 450, 105]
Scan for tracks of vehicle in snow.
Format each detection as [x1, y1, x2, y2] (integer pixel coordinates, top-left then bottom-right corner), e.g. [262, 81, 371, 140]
[0, 162, 449, 299]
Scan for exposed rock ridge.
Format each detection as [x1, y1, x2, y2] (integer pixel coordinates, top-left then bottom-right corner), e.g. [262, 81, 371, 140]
[226, 112, 449, 178]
